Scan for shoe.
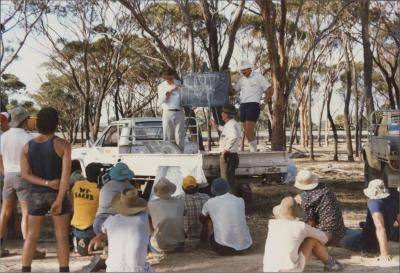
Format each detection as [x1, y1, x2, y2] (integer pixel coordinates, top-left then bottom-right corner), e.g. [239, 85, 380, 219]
[324, 260, 344, 272]
[33, 250, 46, 260]
[0, 248, 10, 257]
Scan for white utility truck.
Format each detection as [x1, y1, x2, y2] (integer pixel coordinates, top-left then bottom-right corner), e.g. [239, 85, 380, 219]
[72, 117, 289, 199]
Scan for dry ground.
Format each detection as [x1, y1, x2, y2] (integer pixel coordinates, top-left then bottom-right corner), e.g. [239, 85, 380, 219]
[0, 142, 399, 272]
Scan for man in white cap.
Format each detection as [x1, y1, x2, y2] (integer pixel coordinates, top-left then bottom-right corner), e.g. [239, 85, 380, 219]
[230, 60, 272, 152]
[338, 179, 400, 262]
[0, 107, 44, 258]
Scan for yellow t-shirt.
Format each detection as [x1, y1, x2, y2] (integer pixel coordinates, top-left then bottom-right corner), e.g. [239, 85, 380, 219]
[71, 180, 100, 230]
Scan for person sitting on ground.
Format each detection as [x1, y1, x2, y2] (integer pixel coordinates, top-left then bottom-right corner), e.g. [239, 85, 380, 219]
[263, 196, 343, 272]
[93, 162, 134, 234]
[70, 163, 102, 256]
[294, 170, 345, 246]
[200, 178, 252, 255]
[148, 177, 185, 253]
[182, 175, 209, 244]
[338, 179, 400, 262]
[70, 160, 84, 186]
[88, 189, 151, 272]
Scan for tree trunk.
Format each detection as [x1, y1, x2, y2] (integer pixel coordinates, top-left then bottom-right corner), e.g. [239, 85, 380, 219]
[360, 0, 375, 121]
[318, 90, 327, 147]
[351, 47, 360, 157]
[327, 84, 338, 161]
[307, 78, 314, 160]
[343, 37, 354, 162]
[289, 106, 300, 152]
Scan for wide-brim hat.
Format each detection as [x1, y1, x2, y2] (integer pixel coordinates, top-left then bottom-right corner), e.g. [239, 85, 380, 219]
[239, 60, 252, 70]
[154, 177, 176, 199]
[363, 179, 390, 200]
[9, 107, 30, 128]
[211, 177, 229, 196]
[273, 196, 302, 220]
[294, 170, 319, 191]
[222, 104, 237, 115]
[109, 162, 134, 181]
[112, 189, 147, 216]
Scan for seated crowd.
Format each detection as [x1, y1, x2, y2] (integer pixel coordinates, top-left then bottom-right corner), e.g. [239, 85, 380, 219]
[0, 107, 399, 273]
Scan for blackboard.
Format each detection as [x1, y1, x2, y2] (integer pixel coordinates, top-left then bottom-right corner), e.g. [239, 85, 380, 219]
[179, 72, 229, 107]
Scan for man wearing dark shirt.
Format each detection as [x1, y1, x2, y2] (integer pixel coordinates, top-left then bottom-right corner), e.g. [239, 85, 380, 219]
[339, 179, 400, 262]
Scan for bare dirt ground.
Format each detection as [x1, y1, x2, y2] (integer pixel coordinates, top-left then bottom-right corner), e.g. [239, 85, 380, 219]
[1, 142, 399, 272]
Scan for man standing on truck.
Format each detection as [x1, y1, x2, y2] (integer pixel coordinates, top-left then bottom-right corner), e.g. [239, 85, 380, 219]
[230, 60, 272, 152]
[157, 68, 185, 152]
[209, 104, 241, 195]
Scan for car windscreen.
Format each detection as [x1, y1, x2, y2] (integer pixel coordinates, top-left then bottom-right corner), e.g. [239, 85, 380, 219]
[134, 121, 163, 140]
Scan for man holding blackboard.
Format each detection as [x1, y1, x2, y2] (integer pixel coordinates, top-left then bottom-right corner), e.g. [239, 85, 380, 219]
[157, 68, 185, 152]
[230, 60, 272, 152]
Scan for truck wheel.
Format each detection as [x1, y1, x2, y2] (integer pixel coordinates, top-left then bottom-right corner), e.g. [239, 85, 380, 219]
[237, 184, 252, 204]
[364, 160, 381, 187]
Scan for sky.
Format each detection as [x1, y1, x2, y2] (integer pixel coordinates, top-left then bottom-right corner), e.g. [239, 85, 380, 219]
[2, 0, 367, 125]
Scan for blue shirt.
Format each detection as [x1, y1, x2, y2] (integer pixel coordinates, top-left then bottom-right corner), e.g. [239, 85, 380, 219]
[360, 197, 399, 251]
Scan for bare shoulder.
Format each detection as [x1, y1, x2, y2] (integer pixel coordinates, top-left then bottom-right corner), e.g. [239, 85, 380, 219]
[54, 137, 71, 150]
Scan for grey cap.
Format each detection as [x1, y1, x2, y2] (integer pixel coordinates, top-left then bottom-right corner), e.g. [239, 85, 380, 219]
[9, 107, 30, 128]
[211, 178, 229, 196]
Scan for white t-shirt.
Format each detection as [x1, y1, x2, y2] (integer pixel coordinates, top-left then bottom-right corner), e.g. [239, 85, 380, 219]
[157, 79, 182, 111]
[0, 128, 33, 173]
[234, 71, 269, 104]
[218, 119, 241, 153]
[102, 213, 152, 272]
[263, 219, 328, 272]
[202, 193, 252, 251]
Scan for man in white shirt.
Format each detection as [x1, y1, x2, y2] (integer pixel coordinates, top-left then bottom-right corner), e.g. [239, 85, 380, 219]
[157, 68, 185, 152]
[200, 178, 252, 255]
[230, 60, 272, 152]
[0, 107, 43, 258]
[0, 112, 10, 204]
[209, 104, 241, 194]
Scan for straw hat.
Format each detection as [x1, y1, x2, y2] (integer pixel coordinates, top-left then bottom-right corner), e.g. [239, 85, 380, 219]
[109, 162, 134, 181]
[239, 60, 252, 70]
[182, 175, 197, 190]
[294, 170, 319, 191]
[211, 177, 229, 196]
[154, 177, 176, 199]
[273, 196, 302, 220]
[363, 179, 390, 200]
[111, 189, 147, 216]
[8, 107, 30, 128]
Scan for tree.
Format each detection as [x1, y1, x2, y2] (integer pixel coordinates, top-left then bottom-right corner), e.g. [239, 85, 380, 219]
[360, 0, 375, 121]
[34, 74, 81, 143]
[0, 0, 47, 74]
[0, 73, 26, 110]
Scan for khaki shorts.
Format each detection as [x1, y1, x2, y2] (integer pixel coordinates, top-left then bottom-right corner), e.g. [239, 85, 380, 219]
[2, 172, 30, 201]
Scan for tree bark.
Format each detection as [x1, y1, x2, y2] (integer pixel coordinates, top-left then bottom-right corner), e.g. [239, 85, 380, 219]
[343, 35, 354, 162]
[360, 0, 375, 121]
[327, 82, 339, 162]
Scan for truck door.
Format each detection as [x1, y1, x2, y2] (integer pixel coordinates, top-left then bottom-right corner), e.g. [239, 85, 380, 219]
[84, 125, 122, 165]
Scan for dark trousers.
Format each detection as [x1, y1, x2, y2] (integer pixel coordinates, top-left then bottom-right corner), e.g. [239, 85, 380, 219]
[220, 152, 239, 195]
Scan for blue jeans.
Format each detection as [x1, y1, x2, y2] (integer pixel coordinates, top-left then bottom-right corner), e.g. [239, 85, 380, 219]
[337, 228, 363, 251]
[72, 226, 95, 239]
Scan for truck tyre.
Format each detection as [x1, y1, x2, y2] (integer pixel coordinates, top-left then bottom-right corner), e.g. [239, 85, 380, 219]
[364, 156, 381, 187]
[383, 164, 399, 202]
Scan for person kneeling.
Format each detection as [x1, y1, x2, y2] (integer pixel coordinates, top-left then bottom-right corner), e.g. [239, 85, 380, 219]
[88, 189, 151, 272]
[70, 163, 102, 256]
[200, 178, 252, 255]
[263, 196, 343, 272]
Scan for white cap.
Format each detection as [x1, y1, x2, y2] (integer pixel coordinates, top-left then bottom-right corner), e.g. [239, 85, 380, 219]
[239, 60, 252, 70]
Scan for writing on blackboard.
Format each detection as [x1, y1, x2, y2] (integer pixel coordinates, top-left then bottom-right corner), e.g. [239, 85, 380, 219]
[180, 72, 229, 107]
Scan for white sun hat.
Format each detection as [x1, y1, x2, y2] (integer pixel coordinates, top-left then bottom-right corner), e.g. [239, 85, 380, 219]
[238, 60, 252, 70]
[294, 170, 319, 191]
[363, 179, 390, 200]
